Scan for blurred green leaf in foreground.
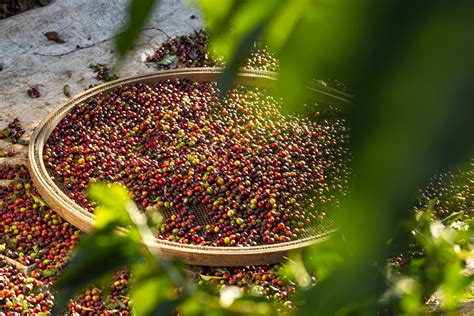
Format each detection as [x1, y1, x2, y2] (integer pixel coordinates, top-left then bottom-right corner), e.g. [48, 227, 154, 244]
[115, 0, 159, 60]
[200, 0, 474, 314]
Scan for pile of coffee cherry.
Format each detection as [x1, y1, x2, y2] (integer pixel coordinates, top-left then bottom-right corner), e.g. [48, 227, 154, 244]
[0, 118, 25, 144]
[0, 260, 54, 314]
[0, 165, 79, 269]
[388, 161, 473, 270]
[196, 264, 298, 308]
[67, 271, 131, 315]
[146, 29, 279, 72]
[0, 163, 133, 314]
[414, 163, 472, 220]
[0, 165, 23, 180]
[44, 79, 349, 246]
[88, 63, 119, 82]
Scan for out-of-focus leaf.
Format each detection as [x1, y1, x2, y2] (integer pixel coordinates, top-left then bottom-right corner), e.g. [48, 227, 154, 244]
[150, 299, 184, 316]
[286, 250, 311, 288]
[442, 262, 473, 310]
[201, 0, 281, 60]
[123, 200, 156, 244]
[88, 183, 130, 212]
[303, 236, 345, 282]
[198, 0, 235, 39]
[217, 20, 267, 96]
[219, 286, 241, 308]
[95, 271, 115, 299]
[299, 259, 382, 316]
[131, 262, 179, 316]
[264, 0, 308, 51]
[115, 0, 159, 59]
[180, 290, 273, 315]
[88, 183, 131, 228]
[398, 277, 423, 314]
[277, 2, 363, 115]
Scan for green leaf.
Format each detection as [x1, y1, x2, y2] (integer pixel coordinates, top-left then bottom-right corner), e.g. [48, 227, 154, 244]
[198, 273, 224, 282]
[31, 194, 46, 207]
[202, 0, 280, 59]
[303, 236, 345, 282]
[41, 268, 57, 278]
[8, 194, 18, 202]
[157, 54, 178, 66]
[441, 211, 464, 224]
[286, 250, 311, 288]
[115, 0, 159, 59]
[131, 263, 177, 316]
[264, 0, 308, 51]
[442, 261, 472, 310]
[88, 183, 131, 228]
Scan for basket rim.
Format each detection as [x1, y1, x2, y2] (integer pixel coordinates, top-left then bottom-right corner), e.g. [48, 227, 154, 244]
[27, 67, 350, 264]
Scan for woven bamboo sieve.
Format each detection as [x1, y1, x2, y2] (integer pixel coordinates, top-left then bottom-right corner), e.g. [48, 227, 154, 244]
[28, 68, 352, 266]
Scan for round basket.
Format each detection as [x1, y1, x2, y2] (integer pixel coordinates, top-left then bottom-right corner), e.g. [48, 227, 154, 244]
[28, 68, 352, 266]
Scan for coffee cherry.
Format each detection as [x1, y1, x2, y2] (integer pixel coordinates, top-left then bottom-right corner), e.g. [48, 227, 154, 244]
[0, 118, 26, 144]
[88, 63, 118, 82]
[27, 87, 41, 98]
